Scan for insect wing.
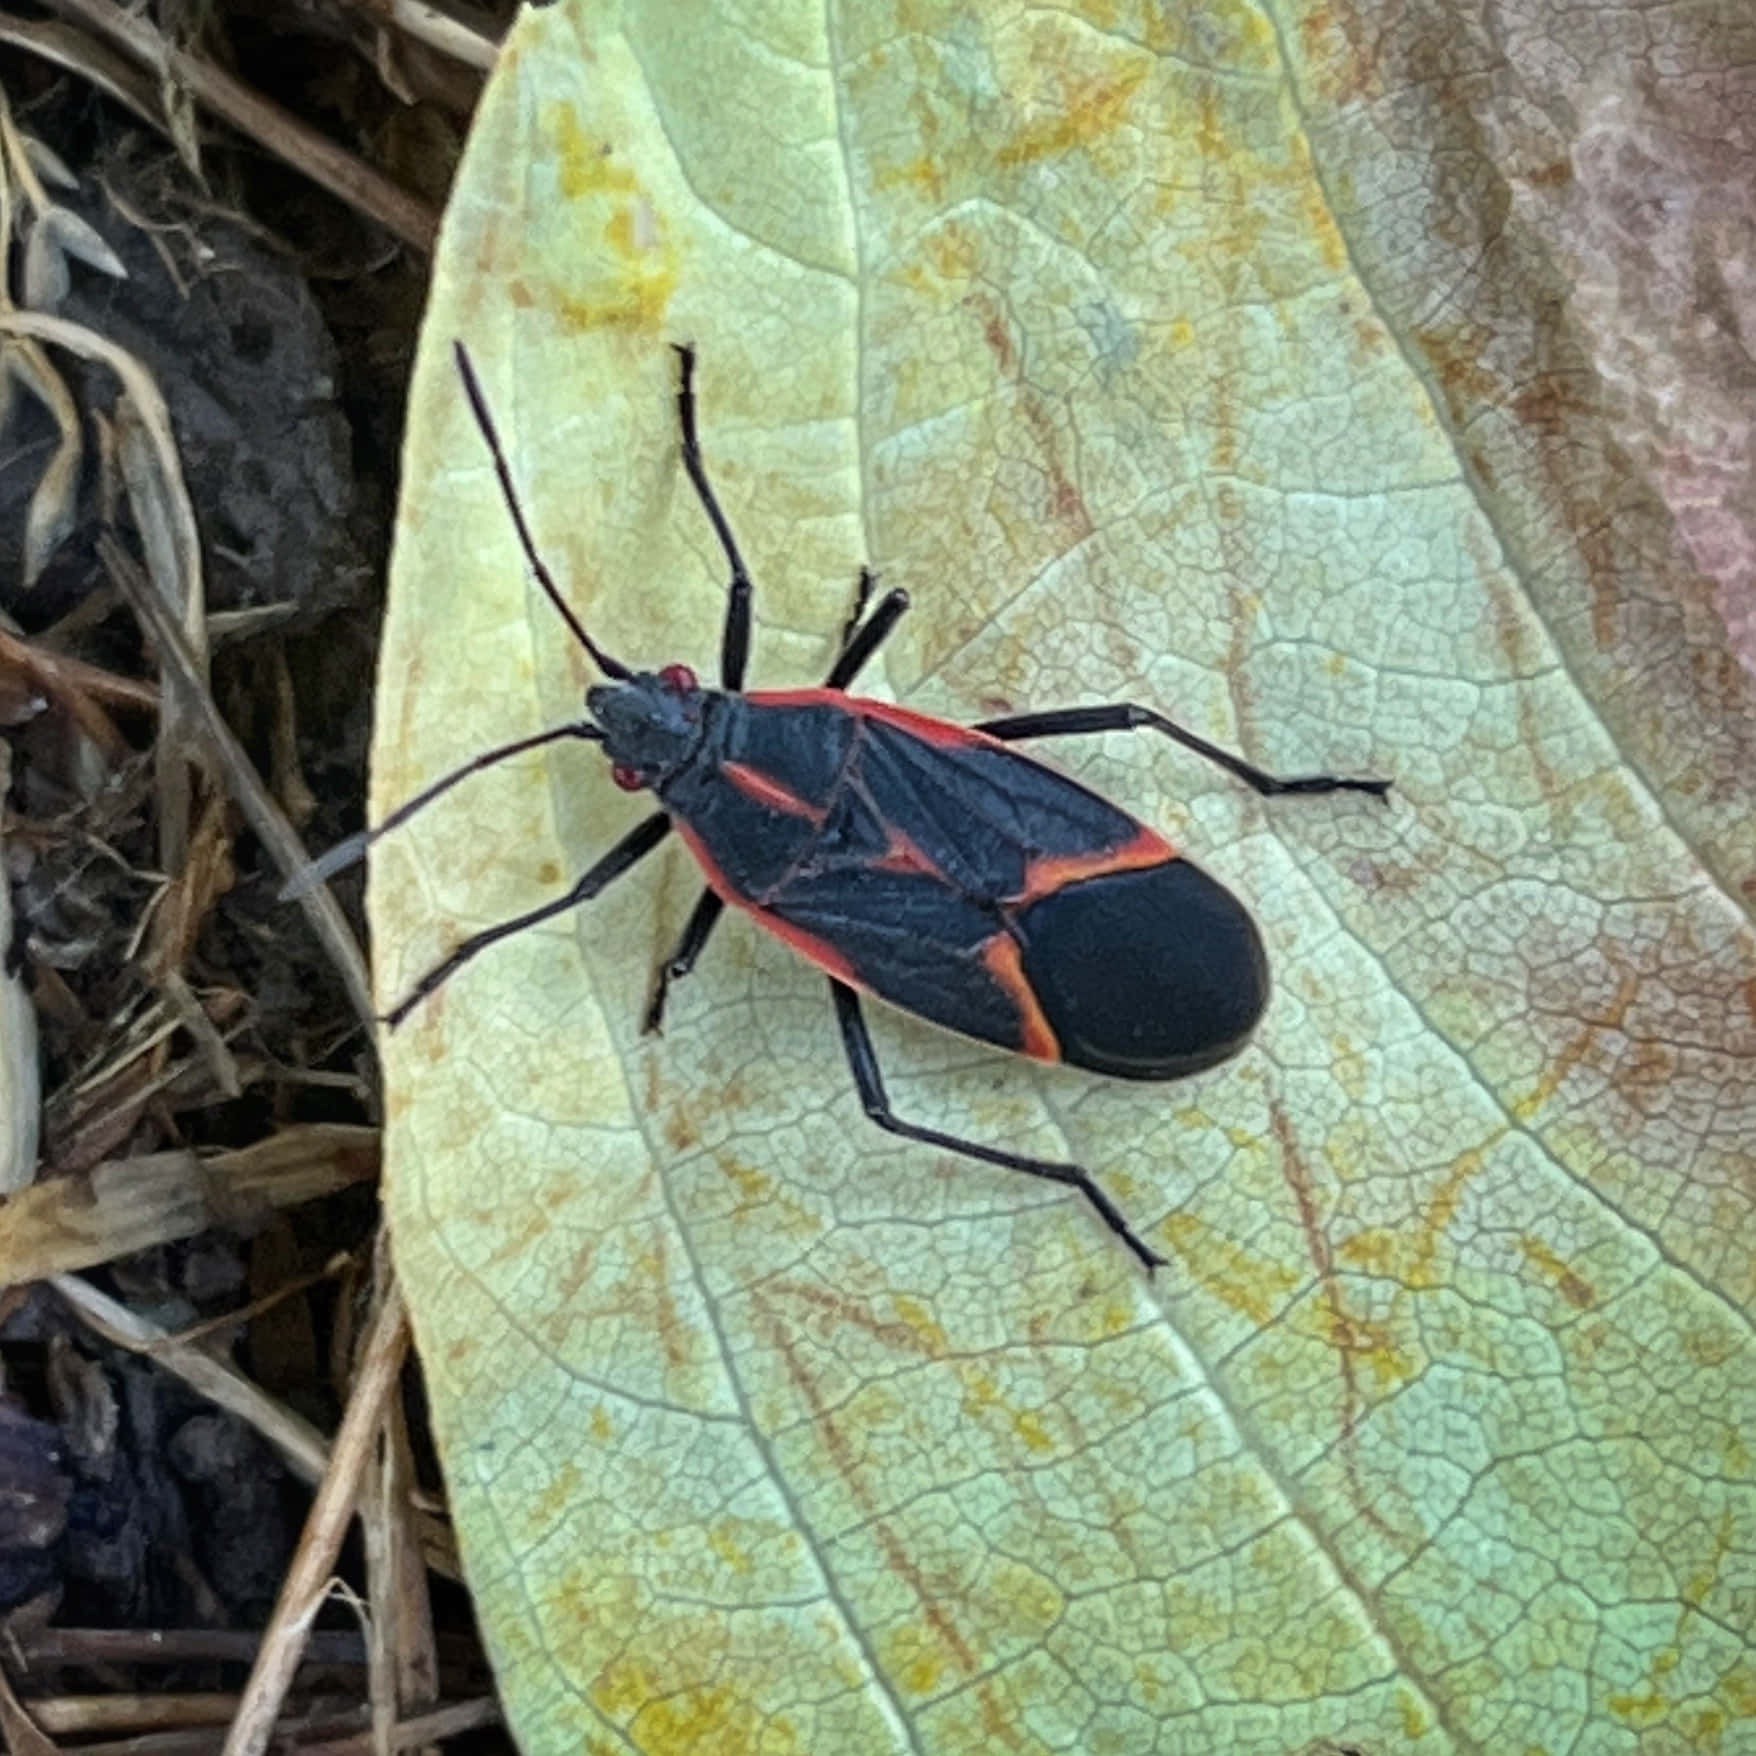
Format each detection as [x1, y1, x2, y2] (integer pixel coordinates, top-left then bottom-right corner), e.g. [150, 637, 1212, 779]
[722, 698, 1173, 1062]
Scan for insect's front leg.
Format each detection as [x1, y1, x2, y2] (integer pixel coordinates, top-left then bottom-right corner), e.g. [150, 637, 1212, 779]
[384, 811, 672, 1028]
[643, 887, 724, 1033]
[672, 346, 755, 692]
[828, 980, 1167, 1274]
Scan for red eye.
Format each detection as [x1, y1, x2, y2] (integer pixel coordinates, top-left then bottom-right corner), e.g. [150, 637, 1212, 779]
[611, 764, 645, 792]
[659, 663, 698, 692]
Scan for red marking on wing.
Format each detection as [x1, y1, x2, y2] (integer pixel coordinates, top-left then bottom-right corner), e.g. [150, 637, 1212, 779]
[1018, 824, 1178, 905]
[871, 828, 945, 880]
[981, 935, 1061, 1063]
[672, 817, 857, 984]
[745, 690, 999, 753]
[721, 760, 827, 825]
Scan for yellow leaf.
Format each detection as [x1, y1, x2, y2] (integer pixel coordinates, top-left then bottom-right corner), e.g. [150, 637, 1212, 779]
[372, 2, 1756, 1751]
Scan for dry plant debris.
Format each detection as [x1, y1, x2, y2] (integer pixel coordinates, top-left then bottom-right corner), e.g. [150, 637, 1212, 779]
[1, 2, 512, 1750]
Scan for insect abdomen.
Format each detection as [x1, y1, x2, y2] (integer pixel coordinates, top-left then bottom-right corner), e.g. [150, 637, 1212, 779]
[1012, 857, 1267, 1079]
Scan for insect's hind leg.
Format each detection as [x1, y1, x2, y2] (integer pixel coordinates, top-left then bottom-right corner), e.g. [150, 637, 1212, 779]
[973, 702, 1391, 800]
[384, 811, 672, 1028]
[830, 981, 1167, 1273]
[673, 345, 756, 692]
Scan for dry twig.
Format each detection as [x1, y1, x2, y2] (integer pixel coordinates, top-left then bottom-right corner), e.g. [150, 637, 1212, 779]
[50, 1271, 333, 1482]
[220, 1275, 410, 1756]
[362, 1390, 440, 1756]
[0, 1124, 378, 1281]
[41, 0, 441, 251]
[0, 1657, 65, 1755]
[0, 307, 206, 875]
[98, 536, 373, 1027]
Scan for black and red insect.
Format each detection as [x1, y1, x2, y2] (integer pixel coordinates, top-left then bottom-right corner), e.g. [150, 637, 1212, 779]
[306, 343, 1389, 1272]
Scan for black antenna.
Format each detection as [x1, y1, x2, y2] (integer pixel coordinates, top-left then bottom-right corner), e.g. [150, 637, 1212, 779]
[278, 721, 604, 899]
[453, 341, 633, 681]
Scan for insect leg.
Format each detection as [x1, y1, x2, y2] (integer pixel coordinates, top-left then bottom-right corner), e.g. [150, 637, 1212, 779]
[642, 888, 725, 1034]
[829, 981, 1167, 1273]
[973, 703, 1391, 800]
[673, 346, 755, 692]
[384, 811, 672, 1028]
[836, 564, 878, 656]
[281, 722, 603, 899]
[825, 572, 910, 690]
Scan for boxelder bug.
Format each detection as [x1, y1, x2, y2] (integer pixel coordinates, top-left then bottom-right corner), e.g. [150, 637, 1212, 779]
[299, 342, 1390, 1273]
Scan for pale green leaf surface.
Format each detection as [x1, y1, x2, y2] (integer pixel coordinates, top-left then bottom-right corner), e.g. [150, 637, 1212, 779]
[369, 3, 1756, 1752]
